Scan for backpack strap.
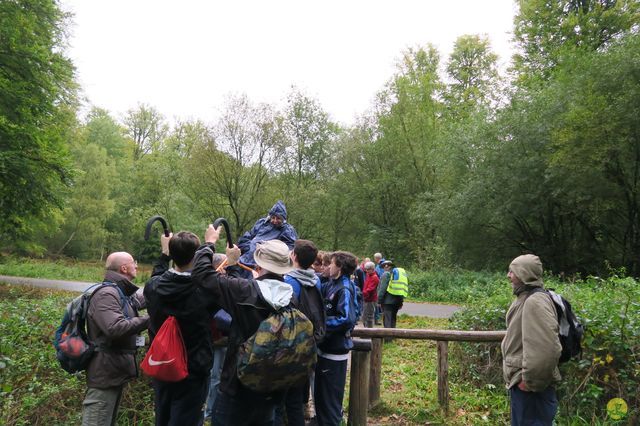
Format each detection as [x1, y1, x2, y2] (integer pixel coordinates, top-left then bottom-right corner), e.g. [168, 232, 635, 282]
[86, 282, 135, 353]
[93, 281, 130, 319]
[524, 287, 563, 326]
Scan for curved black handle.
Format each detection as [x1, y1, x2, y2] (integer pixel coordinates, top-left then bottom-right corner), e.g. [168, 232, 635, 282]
[213, 217, 233, 248]
[144, 215, 170, 240]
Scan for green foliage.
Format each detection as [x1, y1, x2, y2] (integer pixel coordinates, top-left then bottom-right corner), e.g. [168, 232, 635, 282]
[0, 0, 77, 251]
[445, 34, 500, 115]
[0, 284, 154, 424]
[513, 0, 640, 84]
[450, 274, 640, 424]
[408, 269, 509, 304]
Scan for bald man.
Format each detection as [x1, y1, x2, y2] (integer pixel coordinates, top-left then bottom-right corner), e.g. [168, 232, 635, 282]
[82, 251, 149, 426]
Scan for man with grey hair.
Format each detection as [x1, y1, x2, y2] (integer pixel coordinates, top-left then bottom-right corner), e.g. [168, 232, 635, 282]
[502, 254, 561, 425]
[82, 252, 149, 426]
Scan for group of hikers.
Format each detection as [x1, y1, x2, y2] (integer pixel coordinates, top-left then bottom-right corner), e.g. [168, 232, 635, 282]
[76, 200, 564, 426]
[78, 201, 405, 426]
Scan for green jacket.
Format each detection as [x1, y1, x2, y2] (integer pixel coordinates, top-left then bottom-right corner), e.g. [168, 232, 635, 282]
[501, 284, 562, 392]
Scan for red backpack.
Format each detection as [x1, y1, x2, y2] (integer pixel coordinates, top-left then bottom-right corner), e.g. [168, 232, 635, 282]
[141, 316, 188, 382]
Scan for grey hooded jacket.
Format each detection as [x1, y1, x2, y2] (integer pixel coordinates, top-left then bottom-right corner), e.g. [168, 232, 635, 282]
[501, 254, 561, 392]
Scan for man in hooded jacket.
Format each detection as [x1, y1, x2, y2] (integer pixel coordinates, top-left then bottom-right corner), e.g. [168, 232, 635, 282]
[237, 200, 298, 270]
[193, 226, 300, 426]
[144, 231, 221, 425]
[82, 252, 149, 426]
[501, 254, 561, 425]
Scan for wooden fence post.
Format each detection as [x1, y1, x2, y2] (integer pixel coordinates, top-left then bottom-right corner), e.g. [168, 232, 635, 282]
[437, 340, 449, 413]
[369, 337, 382, 407]
[348, 338, 372, 426]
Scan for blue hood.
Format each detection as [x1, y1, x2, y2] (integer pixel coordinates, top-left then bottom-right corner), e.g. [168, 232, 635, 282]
[236, 200, 298, 267]
[269, 200, 288, 221]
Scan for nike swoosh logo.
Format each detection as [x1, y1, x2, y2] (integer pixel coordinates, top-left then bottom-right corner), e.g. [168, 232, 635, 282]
[321, 369, 330, 373]
[148, 355, 175, 366]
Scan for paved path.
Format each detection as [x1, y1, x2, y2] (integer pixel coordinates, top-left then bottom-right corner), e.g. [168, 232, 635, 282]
[399, 301, 460, 319]
[0, 275, 462, 319]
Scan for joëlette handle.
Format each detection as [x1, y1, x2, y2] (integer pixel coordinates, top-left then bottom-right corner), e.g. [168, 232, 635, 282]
[144, 215, 170, 240]
[212, 217, 233, 248]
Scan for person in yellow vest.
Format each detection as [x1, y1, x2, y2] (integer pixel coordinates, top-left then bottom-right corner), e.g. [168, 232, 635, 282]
[377, 260, 408, 334]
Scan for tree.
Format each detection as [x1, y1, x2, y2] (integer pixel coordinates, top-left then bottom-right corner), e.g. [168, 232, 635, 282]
[283, 88, 338, 188]
[445, 35, 500, 116]
[124, 104, 167, 160]
[513, 0, 640, 83]
[183, 94, 284, 235]
[51, 142, 116, 258]
[84, 107, 130, 161]
[0, 0, 77, 250]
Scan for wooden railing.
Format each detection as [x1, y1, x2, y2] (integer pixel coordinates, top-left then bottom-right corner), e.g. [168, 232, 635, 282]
[346, 327, 506, 425]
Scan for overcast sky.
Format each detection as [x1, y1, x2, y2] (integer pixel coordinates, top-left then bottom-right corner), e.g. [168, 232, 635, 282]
[61, 0, 518, 126]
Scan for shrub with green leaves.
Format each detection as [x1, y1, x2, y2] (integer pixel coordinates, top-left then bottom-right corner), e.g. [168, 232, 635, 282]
[450, 274, 640, 424]
[0, 284, 154, 425]
[408, 269, 506, 303]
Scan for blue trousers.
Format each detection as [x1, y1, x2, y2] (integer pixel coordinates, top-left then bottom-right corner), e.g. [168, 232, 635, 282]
[204, 346, 227, 419]
[510, 385, 558, 426]
[314, 356, 347, 426]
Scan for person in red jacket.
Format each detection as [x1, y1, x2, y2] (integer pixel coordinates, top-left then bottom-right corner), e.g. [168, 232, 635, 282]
[362, 261, 380, 328]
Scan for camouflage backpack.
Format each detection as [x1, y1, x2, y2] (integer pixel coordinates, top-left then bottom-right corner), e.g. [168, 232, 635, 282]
[236, 306, 317, 393]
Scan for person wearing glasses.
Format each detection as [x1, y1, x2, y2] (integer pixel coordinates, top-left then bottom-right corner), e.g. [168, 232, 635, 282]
[82, 252, 149, 426]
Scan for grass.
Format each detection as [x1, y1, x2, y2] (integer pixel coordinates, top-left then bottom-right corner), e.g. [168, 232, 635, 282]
[363, 315, 509, 425]
[0, 281, 511, 425]
[1, 258, 636, 424]
[0, 257, 152, 285]
[0, 283, 155, 425]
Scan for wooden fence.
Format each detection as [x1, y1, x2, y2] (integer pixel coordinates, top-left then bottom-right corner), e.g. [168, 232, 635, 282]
[346, 327, 506, 425]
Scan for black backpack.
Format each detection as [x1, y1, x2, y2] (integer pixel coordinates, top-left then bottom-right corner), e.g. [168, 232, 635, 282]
[295, 284, 326, 344]
[53, 282, 128, 374]
[528, 288, 584, 363]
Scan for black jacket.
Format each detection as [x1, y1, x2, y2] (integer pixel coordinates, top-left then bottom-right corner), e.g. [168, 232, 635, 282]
[144, 254, 220, 378]
[192, 243, 286, 397]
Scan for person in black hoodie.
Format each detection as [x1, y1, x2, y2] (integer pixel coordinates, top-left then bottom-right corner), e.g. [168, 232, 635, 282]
[144, 231, 220, 425]
[193, 225, 298, 426]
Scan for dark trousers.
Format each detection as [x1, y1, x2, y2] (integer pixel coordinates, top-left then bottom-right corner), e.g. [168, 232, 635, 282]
[212, 388, 281, 426]
[382, 304, 400, 329]
[274, 383, 305, 426]
[153, 375, 209, 426]
[314, 356, 347, 426]
[510, 385, 558, 426]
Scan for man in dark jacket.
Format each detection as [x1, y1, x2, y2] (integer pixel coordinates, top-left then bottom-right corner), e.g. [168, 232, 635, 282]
[193, 225, 298, 426]
[82, 252, 149, 426]
[144, 231, 221, 425]
[237, 200, 298, 270]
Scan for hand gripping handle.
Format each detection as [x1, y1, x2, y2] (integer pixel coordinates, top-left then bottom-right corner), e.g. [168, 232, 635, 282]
[212, 217, 233, 248]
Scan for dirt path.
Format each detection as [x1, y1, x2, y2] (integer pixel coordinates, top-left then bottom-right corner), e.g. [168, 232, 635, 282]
[0, 275, 462, 318]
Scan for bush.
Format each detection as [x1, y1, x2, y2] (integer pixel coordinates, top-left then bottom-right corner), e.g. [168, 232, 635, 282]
[0, 284, 154, 424]
[408, 269, 506, 303]
[449, 275, 640, 425]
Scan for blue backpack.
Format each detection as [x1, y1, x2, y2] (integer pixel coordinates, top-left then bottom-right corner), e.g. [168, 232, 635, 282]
[345, 278, 363, 323]
[53, 282, 129, 374]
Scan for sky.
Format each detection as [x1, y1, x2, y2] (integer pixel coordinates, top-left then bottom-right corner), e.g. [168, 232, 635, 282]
[60, 0, 518, 126]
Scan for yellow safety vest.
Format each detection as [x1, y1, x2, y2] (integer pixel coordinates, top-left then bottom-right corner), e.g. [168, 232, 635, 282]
[387, 267, 408, 297]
